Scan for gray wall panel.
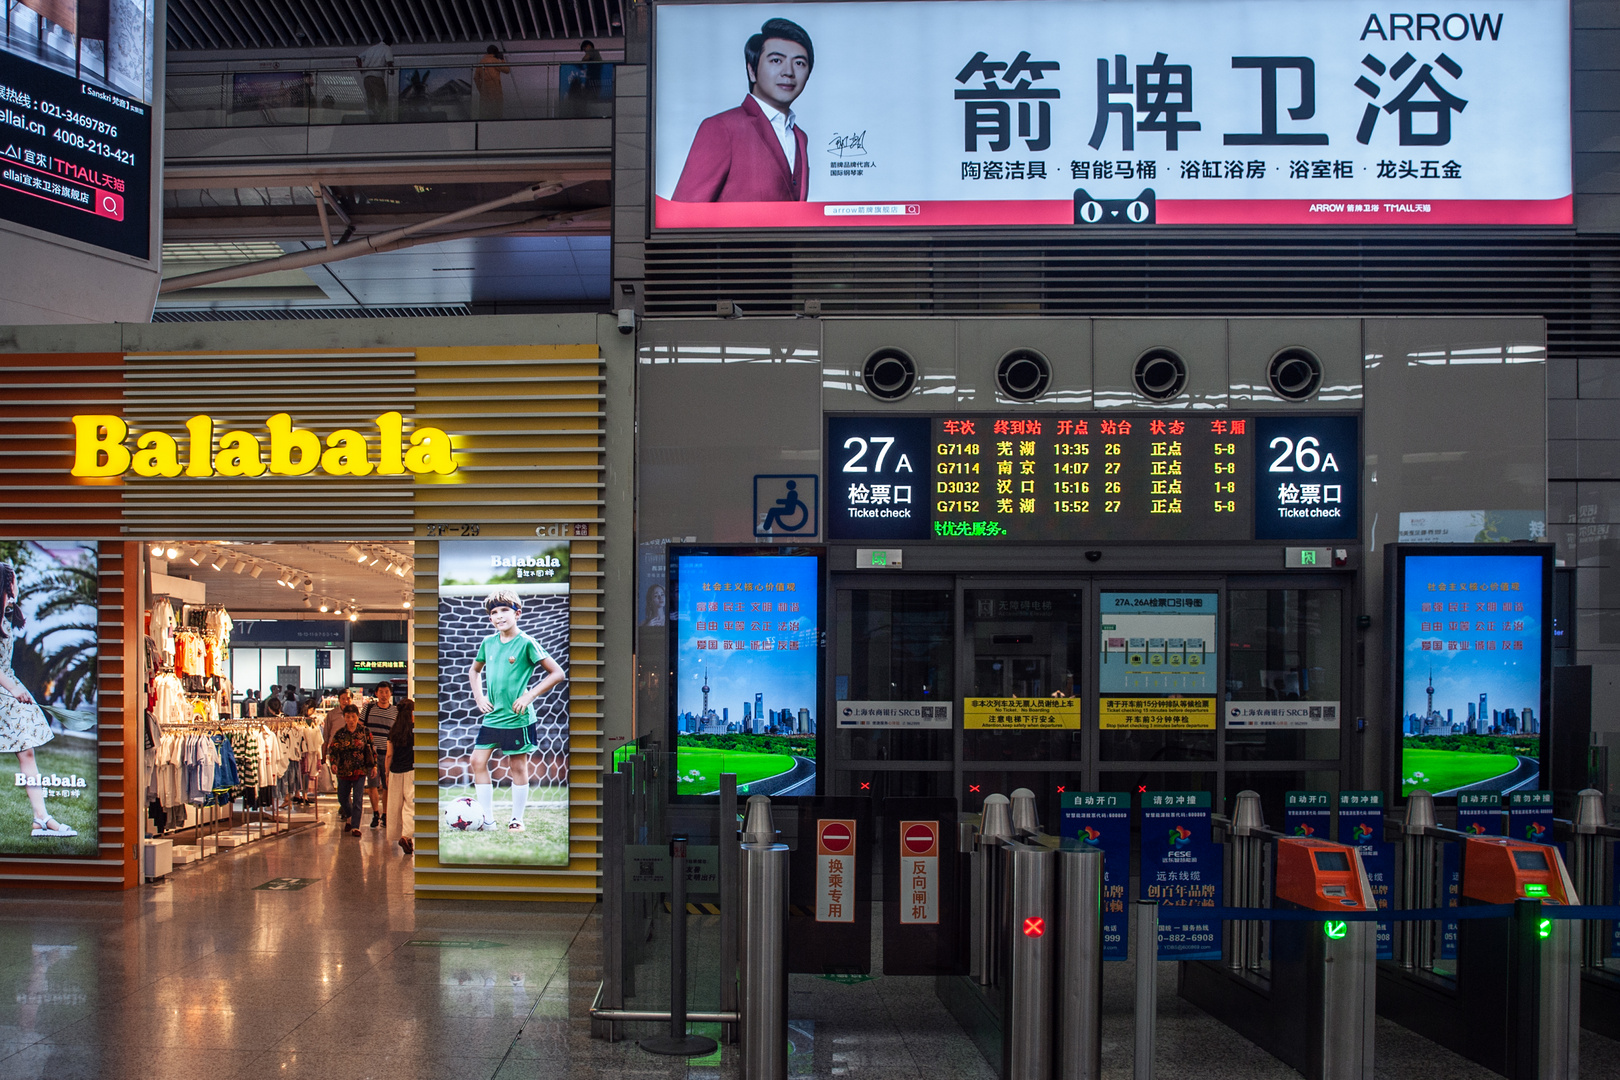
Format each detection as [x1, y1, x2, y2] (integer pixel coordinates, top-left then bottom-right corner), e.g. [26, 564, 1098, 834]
[1227, 318, 1363, 408]
[1093, 318, 1227, 409]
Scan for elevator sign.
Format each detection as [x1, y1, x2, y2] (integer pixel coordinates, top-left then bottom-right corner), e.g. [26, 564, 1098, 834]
[816, 819, 857, 923]
[898, 821, 939, 925]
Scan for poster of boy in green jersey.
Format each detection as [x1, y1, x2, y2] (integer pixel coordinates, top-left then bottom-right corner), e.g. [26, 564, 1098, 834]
[437, 540, 571, 865]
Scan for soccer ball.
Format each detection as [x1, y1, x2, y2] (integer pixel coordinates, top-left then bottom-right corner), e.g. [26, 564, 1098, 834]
[443, 796, 485, 832]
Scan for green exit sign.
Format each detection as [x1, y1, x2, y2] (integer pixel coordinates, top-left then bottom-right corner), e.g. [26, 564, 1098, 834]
[856, 548, 902, 569]
[1285, 547, 1331, 568]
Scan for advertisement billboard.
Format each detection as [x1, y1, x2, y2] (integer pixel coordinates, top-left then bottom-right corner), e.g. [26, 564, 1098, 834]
[0, 541, 98, 857]
[1389, 544, 1552, 800]
[0, 0, 158, 258]
[669, 547, 823, 799]
[654, 0, 1571, 229]
[436, 541, 571, 866]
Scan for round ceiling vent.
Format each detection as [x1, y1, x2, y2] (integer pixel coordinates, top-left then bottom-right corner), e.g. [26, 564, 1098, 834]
[1133, 348, 1187, 401]
[1268, 347, 1324, 401]
[862, 348, 917, 401]
[996, 348, 1051, 401]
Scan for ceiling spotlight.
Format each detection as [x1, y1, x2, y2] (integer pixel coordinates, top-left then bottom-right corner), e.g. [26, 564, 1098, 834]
[249, 564, 263, 579]
[355, 549, 368, 563]
[347, 545, 363, 560]
[150, 544, 165, 557]
[402, 600, 411, 610]
[185, 548, 203, 566]
[232, 560, 246, 574]
[302, 596, 312, 608]
[383, 562, 395, 575]
[165, 546, 180, 560]
[368, 555, 382, 566]
[319, 603, 329, 613]
[349, 610, 359, 622]
[211, 556, 229, 571]
[302, 579, 314, 593]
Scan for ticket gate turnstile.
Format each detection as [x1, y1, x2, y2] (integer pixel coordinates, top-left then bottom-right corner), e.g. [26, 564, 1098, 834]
[937, 793, 1105, 1080]
[1377, 830, 1582, 1080]
[1179, 835, 1377, 1080]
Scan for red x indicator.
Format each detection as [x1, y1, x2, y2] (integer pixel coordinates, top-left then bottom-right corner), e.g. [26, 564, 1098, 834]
[969, 784, 981, 793]
[1056, 786, 1065, 793]
[1138, 785, 1148, 793]
[1023, 917, 1045, 938]
[859, 782, 871, 790]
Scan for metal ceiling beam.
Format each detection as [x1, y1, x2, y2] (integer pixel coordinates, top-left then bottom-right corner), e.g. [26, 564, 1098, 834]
[167, 0, 627, 49]
[159, 181, 589, 292]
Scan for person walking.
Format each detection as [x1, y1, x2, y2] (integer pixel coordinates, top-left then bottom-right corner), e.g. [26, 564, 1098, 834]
[325, 704, 375, 836]
[357, 33, 395, 122]
[474, 45, 510, 119]
[385, 694, 416, 854]
[360, 682, 398, 829]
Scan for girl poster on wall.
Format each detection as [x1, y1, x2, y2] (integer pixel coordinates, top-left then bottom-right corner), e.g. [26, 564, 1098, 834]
[436, 540, 571, 866]
[0, 541, 97, 856]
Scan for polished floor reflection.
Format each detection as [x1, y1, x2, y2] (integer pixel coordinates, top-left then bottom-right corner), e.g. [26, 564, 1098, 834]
[0, 824, 1615, 1080]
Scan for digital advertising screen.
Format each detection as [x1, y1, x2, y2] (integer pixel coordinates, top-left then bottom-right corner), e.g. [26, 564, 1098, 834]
[653, 0, 1571, 230]
[829, 413, 1358, 544]
[0, 0, 158, 258]
[436, 540, 572, 866]
[669, 547, 823, 799]
[0, 541, 98, 857]
[1390, 544, 1552, 800]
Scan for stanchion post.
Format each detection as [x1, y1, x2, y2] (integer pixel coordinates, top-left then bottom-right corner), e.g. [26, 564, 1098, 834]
[1133, 899, 1158, 1080]
[741, 839, 789, 1080]
[639, 835, 718, 1057]
[719, 774, 739, 1044]
[1058, 845, 1103, 1080]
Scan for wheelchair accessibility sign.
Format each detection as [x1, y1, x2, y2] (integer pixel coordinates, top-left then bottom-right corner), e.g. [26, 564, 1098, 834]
[755, 474, 818, 537]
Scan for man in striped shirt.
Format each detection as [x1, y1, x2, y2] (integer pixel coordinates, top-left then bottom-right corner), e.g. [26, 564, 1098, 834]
[361, 682, 398, 829]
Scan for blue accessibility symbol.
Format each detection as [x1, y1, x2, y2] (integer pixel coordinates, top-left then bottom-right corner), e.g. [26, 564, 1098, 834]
[754, 474, 818, 537]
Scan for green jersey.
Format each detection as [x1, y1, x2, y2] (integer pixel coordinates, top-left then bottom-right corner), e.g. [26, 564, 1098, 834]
[475, 631, 550, 728]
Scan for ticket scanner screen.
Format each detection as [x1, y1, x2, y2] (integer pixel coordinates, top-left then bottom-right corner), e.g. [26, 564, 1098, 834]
[1275, 838, 1371, 910]
[1460, 837, 1571, 905]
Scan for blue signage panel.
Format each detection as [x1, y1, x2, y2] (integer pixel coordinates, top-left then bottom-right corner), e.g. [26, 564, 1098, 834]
[1441, 792, 1503, 959]
[1283, 790, 1331, 840]
[827, 416, 932, 541]
[669, 549, 822, 798]
[1337, 790, 1392, 960]
[1060, 793, 1131, 960]
[1507, 790, 1553, 844]
[1140, 791, 1221, 960]
[1396, 549, 1549, 799]
[1253, 415, 1359, 541]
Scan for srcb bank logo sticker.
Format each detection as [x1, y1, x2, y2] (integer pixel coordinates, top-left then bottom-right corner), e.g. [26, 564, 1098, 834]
[754, 474, 818, 537]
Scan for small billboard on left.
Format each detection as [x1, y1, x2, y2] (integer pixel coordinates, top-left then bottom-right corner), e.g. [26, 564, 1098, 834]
[0, 0, 157, 259]
[0, 541, 98, 857]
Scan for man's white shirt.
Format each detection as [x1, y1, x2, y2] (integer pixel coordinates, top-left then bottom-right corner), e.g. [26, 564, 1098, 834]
[754, 95, 798, 171]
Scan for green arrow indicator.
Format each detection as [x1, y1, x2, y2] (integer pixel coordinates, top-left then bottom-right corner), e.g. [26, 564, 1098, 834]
[1324, 921, 1348, 940]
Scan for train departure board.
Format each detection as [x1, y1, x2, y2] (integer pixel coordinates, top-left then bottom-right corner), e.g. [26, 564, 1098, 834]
[828, 414, 1357, 544]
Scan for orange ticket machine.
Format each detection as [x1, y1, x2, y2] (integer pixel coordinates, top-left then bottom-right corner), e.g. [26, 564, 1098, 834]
[1182, 836, 1375, 1080]
[1460, 837, 1573, 905]
[1453, 837, 1581, 1080]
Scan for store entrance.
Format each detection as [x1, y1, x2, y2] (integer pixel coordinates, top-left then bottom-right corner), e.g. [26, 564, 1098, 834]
[142, 541, 415, 869]
[829, 571, 1351, 830]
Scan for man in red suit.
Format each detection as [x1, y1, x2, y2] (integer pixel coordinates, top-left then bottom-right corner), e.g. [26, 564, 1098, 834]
[672, 18, 814, 202]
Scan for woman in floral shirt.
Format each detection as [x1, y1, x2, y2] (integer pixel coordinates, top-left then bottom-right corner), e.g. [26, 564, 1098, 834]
[325, 705, 377, 836]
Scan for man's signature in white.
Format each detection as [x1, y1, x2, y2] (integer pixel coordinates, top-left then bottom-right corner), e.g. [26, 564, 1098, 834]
[827, 130, 867, 158]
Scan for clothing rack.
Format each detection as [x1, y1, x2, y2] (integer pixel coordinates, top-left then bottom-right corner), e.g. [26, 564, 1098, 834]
[155, 718, 323, 854]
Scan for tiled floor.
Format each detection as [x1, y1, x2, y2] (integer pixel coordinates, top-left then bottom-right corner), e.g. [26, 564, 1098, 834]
[0, 822, 1615, 1079]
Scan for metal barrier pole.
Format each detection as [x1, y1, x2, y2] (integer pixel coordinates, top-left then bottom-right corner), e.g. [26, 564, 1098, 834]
[1003, 841, 1055, 1080]
[1133, 900, 1157, 1080]
[741, 839, 790, 1080]
[1320, 849, 1379, 1080]
[1572, 788, 1618, 971]
[1229, 790, 1266, 974]
[1401, 790, 1438, 970]
[980, 795, 1013, 988]
[719, 773, 739, 1044]
[594, 768, 627, 1041]
[639, 836, 717, 1057]
[1058, 845, 1104, 1080]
